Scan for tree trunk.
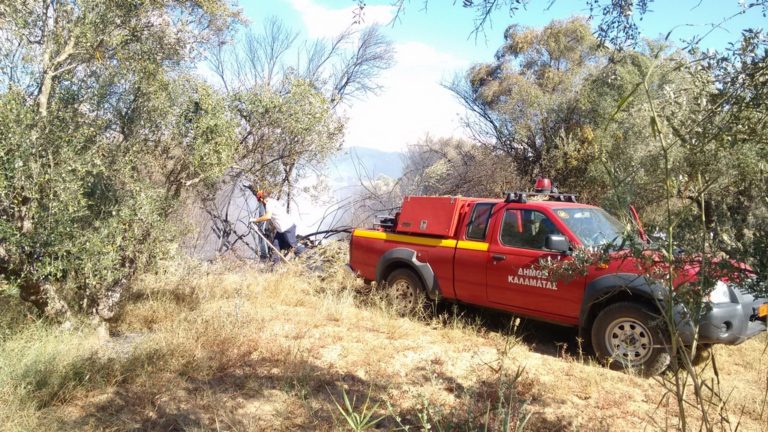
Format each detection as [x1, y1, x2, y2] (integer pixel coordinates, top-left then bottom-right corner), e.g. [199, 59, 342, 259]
[36, 33, 77, 117]
[96, 278, 130, 321]
[283, 163, 295, 213]
[19, 280, 72, 322]
[37, 67, 54, 117]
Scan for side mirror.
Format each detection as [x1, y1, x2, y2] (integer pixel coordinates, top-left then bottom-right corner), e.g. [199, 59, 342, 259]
[545, 234, 570, 253]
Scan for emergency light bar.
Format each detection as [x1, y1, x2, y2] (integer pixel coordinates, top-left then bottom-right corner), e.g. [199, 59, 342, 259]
[504, 192, 578, 204]
[505, 178, 577, 203]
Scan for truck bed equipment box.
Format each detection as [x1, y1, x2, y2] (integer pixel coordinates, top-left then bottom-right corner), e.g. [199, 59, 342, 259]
[396, 196, 465, 237]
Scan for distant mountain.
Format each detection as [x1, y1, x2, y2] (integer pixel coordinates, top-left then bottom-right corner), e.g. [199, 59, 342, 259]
[327, 146, 403, 185]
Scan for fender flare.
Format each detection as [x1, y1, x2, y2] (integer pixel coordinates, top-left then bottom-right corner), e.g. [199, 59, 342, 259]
[376, 248, 441, 300]
[579, 273, 667, 331]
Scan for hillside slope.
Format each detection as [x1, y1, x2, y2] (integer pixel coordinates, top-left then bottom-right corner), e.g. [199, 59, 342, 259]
[1, 255, 766, 431]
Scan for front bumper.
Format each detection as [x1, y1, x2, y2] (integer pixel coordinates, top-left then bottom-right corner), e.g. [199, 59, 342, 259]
[680, 286, 767, 345]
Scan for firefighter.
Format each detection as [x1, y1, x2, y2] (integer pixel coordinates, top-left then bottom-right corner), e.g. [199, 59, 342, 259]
[244, 183, 270, 261]
[250, 190, 304, 262]
[253, 190, 271, 261]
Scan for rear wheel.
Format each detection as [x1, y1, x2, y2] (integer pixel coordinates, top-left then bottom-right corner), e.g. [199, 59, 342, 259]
[385, 269, 428, 316]
[591, 302, 671, 376]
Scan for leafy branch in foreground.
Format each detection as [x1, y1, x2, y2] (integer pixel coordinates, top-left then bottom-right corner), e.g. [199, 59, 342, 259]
[537, 41, 767, 427]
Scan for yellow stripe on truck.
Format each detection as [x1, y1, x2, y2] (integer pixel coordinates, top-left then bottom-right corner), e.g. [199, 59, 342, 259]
[353, 229, 457, 247]
[353, 229, 488, 251]
[456, 240, 490, 251]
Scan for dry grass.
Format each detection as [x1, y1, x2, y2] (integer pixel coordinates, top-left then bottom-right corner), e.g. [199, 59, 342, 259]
[1, 251, 766, 431]
[0, 285, 36, 342]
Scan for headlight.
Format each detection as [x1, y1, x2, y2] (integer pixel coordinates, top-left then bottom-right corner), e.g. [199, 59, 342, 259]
[707, 280, 732, 304]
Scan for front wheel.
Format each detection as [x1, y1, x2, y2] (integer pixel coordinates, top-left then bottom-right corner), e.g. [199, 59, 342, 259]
[385, 269, 429, 316]
[591, 302, 671, 376]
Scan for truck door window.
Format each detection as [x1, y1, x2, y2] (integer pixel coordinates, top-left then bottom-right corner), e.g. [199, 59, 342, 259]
[500, 209, 562, 249]
[465, 203, 494, 240]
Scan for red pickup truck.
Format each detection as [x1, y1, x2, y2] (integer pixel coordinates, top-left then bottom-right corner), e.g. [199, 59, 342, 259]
[348, 187, 768, 375]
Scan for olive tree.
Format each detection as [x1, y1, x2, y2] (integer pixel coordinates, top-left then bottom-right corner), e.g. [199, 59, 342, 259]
[0, 0, 241, 320]
[196, 18, 393, 257]
[209, 17, 394, 198]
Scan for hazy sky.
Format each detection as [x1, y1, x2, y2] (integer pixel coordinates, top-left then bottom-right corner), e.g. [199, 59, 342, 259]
[240, 0, 765, 153]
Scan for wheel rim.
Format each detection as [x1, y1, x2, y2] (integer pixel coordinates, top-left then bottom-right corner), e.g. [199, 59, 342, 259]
[390, 278, 416, 311]
[604, 317, 654, 366]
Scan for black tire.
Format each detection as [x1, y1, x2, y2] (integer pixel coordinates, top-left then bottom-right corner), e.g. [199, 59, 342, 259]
[385, 268, 429, 316]
[591, 301, 671, 377]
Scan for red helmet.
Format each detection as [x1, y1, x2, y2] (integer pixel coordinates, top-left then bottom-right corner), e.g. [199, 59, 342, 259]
[256, 190, 265, 199]
[534, 177, 552, 193]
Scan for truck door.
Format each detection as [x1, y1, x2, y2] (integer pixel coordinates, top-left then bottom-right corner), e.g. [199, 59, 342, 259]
[486, 207, 584, 322]
[452, 202, 497, 304]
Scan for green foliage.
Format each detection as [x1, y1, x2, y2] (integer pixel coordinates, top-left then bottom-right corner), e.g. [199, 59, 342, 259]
[234, 77, 345, 193]
[0, 0, 242, 318]
[452, 18, 608, 195]
[332, 386, 385, 431]
[450, 19, 694, 209]
[400, 136, 525, 197]
[0, 3, 360, 318]
[187, 84, 239, 180]
[0, 73, 239, 315]
[443, 17, 768, 291]
[204, 16, 390, 214]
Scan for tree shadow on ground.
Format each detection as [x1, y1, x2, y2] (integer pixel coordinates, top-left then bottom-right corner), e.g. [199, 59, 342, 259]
[433, 302, 585, 360]
[49, 342, 574, 432]
[54, 355, 382, 431]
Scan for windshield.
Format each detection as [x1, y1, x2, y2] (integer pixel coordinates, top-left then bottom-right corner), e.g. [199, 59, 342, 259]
[554, 207, 627, 248]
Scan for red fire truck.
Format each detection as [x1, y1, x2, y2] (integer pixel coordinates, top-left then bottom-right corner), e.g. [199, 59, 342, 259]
[348, 181, 768, 375]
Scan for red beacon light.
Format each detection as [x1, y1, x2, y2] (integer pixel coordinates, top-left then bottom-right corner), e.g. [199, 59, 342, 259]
[534, 177, 552, 193]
